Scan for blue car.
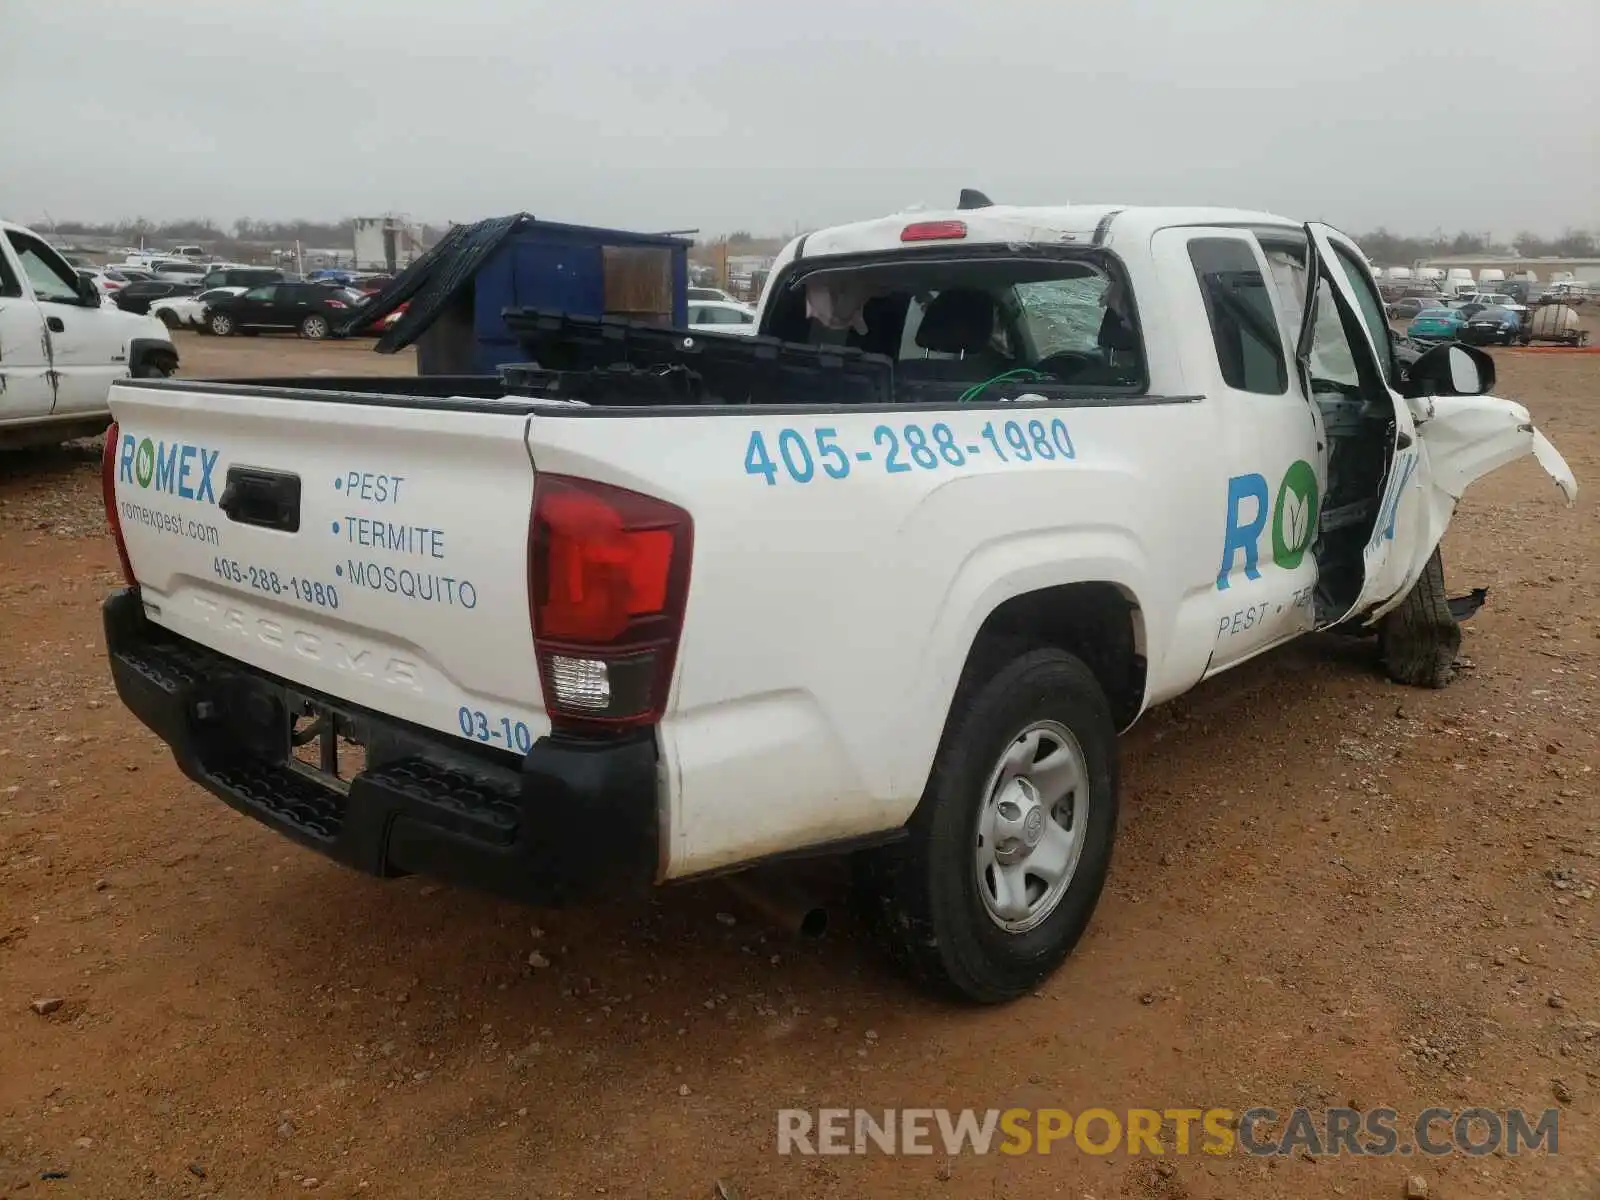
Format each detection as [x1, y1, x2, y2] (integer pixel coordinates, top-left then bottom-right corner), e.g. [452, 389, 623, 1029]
[1459, 306, 1521, 346]
[1406, 307, 1467, 342]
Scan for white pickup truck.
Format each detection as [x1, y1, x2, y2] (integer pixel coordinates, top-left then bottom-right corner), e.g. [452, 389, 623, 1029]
[100, 201, 1576, 1003]
[1, 220, 178, 449]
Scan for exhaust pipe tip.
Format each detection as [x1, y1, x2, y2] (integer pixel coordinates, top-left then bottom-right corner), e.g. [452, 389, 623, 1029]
[721, 875, 829, 940]
[797, 906, 828, 939]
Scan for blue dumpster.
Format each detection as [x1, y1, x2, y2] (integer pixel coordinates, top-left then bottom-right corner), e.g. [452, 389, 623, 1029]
[354, 213, 690, 376]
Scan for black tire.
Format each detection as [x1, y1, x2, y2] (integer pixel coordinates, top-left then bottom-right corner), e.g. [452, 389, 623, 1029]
[208, 312, 234, 336]
[853, 647, 1118, 1003]
[300, 314, 330, 340]
[156, 309, 180, 330]
[1378, 546, 1460, 688]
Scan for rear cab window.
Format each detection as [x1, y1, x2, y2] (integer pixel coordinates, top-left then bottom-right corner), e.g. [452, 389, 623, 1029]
[763, 249, 1148, 402]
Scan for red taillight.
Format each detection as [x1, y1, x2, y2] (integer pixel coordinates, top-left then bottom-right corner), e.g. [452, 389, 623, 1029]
[102, 421, 136, 587]
[324, 299, 347, 309]
[529, 475, 692, 732]
[900, 220, 967, 242]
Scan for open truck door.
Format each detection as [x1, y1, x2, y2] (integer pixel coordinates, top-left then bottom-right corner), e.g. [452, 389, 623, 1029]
[1298, 221, 1576, 633]
[1297, 221, 1427, 625]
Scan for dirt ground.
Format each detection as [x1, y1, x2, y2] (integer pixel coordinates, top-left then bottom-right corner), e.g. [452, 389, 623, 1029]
[1, 332, 1596, 1199]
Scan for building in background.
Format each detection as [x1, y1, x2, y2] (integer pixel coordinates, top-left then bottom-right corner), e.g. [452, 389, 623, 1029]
[353, 214, 425, 272]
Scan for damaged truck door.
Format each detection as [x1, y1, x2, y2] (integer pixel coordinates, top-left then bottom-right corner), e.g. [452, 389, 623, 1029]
[1298, 221, 1427, 626]
[1296, 221, 1577, 637]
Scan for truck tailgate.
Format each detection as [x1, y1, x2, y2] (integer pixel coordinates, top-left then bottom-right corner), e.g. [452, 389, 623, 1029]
[107, 382, 550, 751]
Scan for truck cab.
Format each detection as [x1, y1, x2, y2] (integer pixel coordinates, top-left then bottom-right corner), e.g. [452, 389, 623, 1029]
[0, 220, 178, 447]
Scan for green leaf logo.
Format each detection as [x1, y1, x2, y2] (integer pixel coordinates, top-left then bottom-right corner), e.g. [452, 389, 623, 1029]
[1272, 459, 1319, 569]
[134, 438, 156, 489]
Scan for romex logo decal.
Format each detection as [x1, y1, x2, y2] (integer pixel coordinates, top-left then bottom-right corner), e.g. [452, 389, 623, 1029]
[117, 434, 220, 505]
[1216, 459, 1321, 590]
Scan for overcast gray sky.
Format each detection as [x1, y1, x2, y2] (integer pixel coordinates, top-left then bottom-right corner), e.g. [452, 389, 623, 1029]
[3, 0, 1595, 238]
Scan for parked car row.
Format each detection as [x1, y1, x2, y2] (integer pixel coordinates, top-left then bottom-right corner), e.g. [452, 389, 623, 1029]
[101, 261, 383, 339]
[206, 283, 370, 339]
[1398, 301, 1573, 347]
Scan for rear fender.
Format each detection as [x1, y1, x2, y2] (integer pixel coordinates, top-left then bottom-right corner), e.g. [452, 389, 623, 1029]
[911, 527, 1155, 766]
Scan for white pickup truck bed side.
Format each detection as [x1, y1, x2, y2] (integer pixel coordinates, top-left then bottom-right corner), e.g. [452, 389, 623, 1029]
[102, 202, 1576, 1002]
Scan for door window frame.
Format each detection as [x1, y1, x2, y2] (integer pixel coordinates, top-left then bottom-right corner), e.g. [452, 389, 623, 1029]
[6, 231, 83, 304]
[1184, 233, 1291, 397]
[0, 245, 21, 298]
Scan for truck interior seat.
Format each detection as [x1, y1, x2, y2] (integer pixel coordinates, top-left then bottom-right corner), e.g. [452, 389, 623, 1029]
[901, 288, 1013, 380]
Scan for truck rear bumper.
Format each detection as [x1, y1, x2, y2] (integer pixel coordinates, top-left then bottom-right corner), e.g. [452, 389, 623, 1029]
[103, 587, 659, 905]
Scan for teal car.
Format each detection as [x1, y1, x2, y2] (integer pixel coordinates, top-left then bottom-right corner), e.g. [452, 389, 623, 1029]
[1406, 306, 1467, 342]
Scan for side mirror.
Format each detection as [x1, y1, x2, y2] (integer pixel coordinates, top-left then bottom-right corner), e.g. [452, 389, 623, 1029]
[77, 275, 101, 306]
[1404, 341, 1494, 397]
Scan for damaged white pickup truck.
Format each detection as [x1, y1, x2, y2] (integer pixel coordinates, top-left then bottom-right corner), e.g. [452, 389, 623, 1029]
[100, 200, 1576, 1003]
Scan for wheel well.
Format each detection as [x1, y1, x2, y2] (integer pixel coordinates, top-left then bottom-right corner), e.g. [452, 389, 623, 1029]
[964, 583, 1147, 729]
[128, 337, 179, 378]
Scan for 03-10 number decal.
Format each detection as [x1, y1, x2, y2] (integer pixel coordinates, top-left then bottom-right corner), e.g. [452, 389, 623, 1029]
[744, 418, 1075, 486]
[457, 707, 534, 753]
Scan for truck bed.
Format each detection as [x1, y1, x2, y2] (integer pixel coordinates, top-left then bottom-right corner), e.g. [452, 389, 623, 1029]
[106, 321, 1213, 884]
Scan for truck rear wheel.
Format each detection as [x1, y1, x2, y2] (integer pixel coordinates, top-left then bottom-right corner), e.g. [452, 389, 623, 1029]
[1378, 546, 1460, 688]
[854, 647, 1118, 1003]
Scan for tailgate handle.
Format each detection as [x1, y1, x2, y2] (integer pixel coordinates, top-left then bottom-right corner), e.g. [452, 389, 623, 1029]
[218, 467, 302, 533]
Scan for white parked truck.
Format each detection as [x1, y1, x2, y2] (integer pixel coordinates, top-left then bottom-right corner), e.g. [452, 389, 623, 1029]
[100, 202, 1576, 1002]
[1, 220, 178, 448]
